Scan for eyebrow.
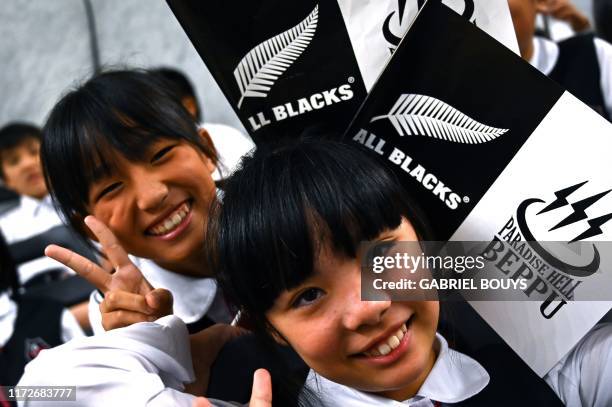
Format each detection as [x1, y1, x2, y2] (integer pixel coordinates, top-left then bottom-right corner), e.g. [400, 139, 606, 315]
[89, 162, 117, 184]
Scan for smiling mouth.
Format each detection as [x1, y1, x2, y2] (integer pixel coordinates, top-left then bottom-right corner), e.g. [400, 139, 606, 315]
[360, 315, 414, 357]
[27, 173, 43, 183]
[146, 201, 192, 236]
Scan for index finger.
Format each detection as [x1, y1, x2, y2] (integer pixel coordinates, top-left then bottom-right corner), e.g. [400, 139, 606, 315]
[249, 369, 272, 407]
[84, 216, 132, 271]
[191, 398, 212, 407]
[45, 244, 111, 292]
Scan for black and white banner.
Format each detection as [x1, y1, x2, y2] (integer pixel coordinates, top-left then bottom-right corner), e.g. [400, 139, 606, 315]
[337, 0, 518, 90]
[346, 0, 612, 376]
[167, 1, 367, 144]
[345, 0, 561, 241]
[167, 0, 516, 143]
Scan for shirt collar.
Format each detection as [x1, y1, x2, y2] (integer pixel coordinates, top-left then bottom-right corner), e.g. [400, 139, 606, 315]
[530, 36, 559, 76]
[305, 333, 489, 406]
[415, 333, 489, 403]
[19, 194, 53, 217]
[129, 257, 217, 324]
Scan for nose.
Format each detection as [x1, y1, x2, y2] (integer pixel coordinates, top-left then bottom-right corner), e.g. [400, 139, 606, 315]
[341, 267, 391, 331]
[135, 176, 168, 211]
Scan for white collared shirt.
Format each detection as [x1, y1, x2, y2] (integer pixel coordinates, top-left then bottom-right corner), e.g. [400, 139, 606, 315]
[0, 195, 70, 284]
[88, 257, 228, 335]
[17, 315, 612, 407]
[17, 319, 486, 407]
[18, 316, 198, 407]
[529, 35, 612, 118]
[304, 333, 489, 406]
[545, 323, 612, 407]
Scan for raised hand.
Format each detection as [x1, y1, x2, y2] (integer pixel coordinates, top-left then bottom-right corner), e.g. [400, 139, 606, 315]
[542, 0, 590, 32]
[45, 215, 173, 329]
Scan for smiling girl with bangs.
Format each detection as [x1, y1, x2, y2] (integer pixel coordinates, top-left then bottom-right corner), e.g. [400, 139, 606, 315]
[205, 139, 491, 406]
[41, 69, 231, 334]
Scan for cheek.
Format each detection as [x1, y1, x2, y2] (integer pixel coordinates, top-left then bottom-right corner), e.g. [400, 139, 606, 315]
[276, 315, 343, 365]
[3, 166, 20, 183]
[91, 203, 132, 241]
[414, 302, 439, 348]
[417, 301, 439, 328]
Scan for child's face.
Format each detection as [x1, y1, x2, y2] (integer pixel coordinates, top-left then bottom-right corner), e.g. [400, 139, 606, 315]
[0, 138, 47, 199]
[267, 219, 439, 400]
[87, 138, 216, 276]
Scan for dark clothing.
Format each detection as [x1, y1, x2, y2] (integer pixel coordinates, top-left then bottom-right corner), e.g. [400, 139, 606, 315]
[0, 298, 64, 386]
[550, 33, 610, 121]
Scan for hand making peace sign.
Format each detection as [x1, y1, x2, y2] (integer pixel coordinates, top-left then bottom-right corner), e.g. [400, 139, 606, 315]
[45, 215, 173, 330]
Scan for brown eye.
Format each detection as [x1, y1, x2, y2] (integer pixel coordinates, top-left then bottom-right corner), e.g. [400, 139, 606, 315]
[292, 288, 325, 308]
[151, 145, 175, 163]
[96, 182, 121, 201]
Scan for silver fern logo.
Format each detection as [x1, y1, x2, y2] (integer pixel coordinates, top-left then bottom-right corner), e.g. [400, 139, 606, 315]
[370, 94, 508, 144]
[234, 5, 319, 109]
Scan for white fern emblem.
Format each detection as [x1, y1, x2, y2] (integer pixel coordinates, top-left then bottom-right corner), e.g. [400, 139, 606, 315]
[234, 5, 319, 109]
[370, 94, 508, 144]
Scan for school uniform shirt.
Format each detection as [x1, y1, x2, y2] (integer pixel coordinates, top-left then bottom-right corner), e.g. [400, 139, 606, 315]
[544, 323, 612, 407]
[17, 315, 612, 407]
[203, 123, 255, 181]
[529, 35, 612, 119]
[0, 292, 85, 348]
[0, 195, 70, 284]
[88, 256, 231, 335]
[18, 316, 200, 407]
[303, 333, 489, 406]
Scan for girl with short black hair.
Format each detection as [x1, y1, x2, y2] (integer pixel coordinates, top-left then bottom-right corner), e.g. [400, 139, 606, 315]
[41, 69, 229, 334]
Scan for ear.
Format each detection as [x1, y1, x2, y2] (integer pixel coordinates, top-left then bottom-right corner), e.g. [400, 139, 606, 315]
[197, 127, 217, 174]
[181, 96, 199, 120]
[268, 325, 290, 346]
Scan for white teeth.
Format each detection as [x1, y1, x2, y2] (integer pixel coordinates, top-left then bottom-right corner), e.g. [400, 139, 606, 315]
[363, 323, 408, 357]
[172, 214, 182, 224]
[149, 203, 190, 235]
[387, 335, 400, 349]
[396, 329, 404, 340]
[378, 344, 392, 356]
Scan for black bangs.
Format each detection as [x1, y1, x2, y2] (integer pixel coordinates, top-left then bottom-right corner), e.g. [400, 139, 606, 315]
[210, 138, 431, 328]
[41, 69, 215, 241]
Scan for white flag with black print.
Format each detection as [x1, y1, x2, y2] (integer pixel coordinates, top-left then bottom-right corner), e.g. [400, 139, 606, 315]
[336, 0, 519, 90]
[167, 0, 517, 144]
[345, 0, 612, 377]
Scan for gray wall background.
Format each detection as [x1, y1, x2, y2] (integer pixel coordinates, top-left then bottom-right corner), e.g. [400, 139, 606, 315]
[575, 0, 593, 20]
[0, 0, 245, 130]
[0, 0, 595, 129]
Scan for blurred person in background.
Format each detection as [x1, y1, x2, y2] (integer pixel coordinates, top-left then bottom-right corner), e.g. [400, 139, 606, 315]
[153, 68, 255, 180]
[0, 231, 84, 389]
[0, 123, 90, 329]
[541, 0, 591, 35]
[509, 0, 612, 120]
[0, 123, 64, 284]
